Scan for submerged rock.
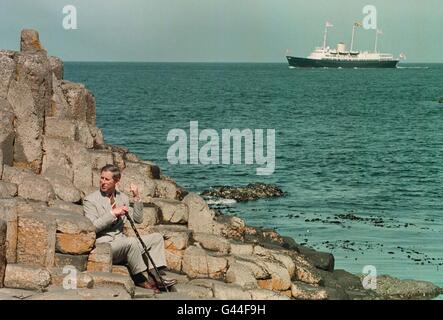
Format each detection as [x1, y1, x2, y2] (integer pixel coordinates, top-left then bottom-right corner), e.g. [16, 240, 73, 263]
[201, 183, 284, 202]
[358, 274, 442, 300]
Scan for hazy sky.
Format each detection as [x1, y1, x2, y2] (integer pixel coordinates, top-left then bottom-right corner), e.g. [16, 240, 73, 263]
[0, 0, 442, 62]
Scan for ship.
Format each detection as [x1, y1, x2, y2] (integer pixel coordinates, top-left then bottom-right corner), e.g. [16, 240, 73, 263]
[286, 22, 403, 68]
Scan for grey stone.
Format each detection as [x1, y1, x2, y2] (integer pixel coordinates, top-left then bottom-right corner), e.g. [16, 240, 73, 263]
[43, 170, 82, 203]
[193, 232, 231, 254]
[182, 246, 228, 279]
[48, 56, 63, 79]
[183, 193, 216, 234]
[45, 208, 95, 255]
[49, 268, 94, 289]
[0, 99, 15, 174]
[248, 288, 291, 300]
[225, 262, 258, 289]
[88, 272, 135, 297]
[0, 199, 19, 263]
[152, 198, 188, 224]
[44, 117, 77, 140]
[212, 282, 251, 300]
[4, 264, 51, 291]
[365, 274, 441, 300]
[0, 219, 6, 288]
[17, 211, 56, 267]
[54, 253, 89, 272]
[0, 54, 16, 99]
[173, 283, 214, 299]
[48, 199, 84, 215]
[20, 29, 46, 53]
[291, 281, 328, 300]
[0, 181, 18, 198]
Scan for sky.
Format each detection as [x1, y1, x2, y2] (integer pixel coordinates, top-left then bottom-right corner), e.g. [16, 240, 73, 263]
[0, 0, 442, 62]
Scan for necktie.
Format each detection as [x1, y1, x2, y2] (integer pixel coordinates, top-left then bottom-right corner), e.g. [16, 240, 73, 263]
[109, 193, 116, 209]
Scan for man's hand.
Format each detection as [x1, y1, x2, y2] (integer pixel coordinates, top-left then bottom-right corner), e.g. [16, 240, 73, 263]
[130, 183, 141, 201]
[112, 205, 129, 218]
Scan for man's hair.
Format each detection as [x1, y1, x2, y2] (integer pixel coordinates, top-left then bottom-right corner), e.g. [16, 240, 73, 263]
[101, 164, 121, 181]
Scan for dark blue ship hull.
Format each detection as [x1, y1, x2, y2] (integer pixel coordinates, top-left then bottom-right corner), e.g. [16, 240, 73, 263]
[286, 56, 399, 68]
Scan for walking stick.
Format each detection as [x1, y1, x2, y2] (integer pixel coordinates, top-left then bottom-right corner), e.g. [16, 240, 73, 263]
[124, 213, 170, 292]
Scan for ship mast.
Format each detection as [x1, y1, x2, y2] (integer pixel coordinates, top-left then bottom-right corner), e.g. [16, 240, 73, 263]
[374, 29, 382, 53]
[323, 21, 333, 50]
[350, 22, 362, 52]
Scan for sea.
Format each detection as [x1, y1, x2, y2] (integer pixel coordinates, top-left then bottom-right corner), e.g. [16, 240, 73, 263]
[65, 62, 443, 295]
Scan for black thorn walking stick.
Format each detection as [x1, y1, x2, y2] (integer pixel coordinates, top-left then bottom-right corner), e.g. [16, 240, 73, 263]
[125, 213, 170, 292]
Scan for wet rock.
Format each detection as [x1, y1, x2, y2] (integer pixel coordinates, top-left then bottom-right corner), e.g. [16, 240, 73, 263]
[201, 183, 284, 202]
[363, 274, 441, 299]
[4, 264, 51, 291]
[291, 281, 328, 300]
[297, 245, 335, 272]
[439, 97, 443, 104]
[291, 253, 324, 285]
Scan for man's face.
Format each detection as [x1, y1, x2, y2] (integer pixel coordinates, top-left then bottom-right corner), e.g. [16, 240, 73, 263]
[100, 171, 118, 194]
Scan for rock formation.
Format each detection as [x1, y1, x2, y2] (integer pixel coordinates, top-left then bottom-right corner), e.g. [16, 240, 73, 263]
[201, 183, 284, 202]
[0, 30, 440, 300]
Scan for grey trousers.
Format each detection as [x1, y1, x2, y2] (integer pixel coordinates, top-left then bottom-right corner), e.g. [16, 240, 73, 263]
[111, 233, 167, 275]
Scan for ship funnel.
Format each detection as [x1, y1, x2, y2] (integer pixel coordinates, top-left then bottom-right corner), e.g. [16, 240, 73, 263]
[337, 42, 346, 53]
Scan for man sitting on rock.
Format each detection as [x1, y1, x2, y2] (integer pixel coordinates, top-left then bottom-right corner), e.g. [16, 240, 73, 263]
[83, 164, 176, 293]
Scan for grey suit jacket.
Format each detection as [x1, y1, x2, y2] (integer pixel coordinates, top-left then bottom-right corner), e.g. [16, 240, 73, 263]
[83, 189, 143, 244]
